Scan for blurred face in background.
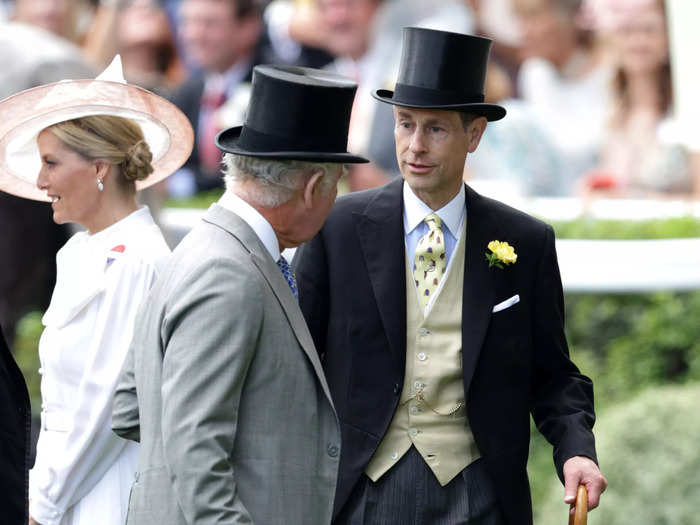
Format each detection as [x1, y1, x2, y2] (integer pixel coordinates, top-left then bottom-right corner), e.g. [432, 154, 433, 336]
[614, 2, 668, 75]
[317, 0, 380, 60]
[514, 0, 578, 67]
[179, 0, 261, 73]
[13, 0, 80, 39]
[119, 0, 174, 77]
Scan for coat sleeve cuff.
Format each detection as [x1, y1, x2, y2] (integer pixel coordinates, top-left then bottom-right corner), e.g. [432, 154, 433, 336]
[29, 494, 64, 525]
[554, 443, 599, 484]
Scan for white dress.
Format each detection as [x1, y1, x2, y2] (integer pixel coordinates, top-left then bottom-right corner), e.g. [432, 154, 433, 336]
[29, 207, 170, 525]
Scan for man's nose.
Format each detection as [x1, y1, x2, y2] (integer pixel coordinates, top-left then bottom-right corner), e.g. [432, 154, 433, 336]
[409, 129, 427, 153]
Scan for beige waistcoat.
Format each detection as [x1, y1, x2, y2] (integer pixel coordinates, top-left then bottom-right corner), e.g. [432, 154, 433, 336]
[365, 221, 479, 485]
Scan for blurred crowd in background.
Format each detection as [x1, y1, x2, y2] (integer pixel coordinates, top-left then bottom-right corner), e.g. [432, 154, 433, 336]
[2, 0, 697, 199]
[1, 0, 699, 342]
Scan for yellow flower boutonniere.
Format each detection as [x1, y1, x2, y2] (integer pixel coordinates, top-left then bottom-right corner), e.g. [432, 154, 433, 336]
[486, 240, 517, 269]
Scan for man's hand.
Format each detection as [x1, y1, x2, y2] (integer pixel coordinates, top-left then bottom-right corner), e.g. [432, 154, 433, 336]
[563, 456, 607, 510]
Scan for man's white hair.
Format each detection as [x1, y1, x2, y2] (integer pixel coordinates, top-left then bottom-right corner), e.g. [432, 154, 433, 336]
[222, 153, 345, 207]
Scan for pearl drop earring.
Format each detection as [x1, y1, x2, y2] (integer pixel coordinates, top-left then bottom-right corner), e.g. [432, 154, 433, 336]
[97, 179, 104, 192]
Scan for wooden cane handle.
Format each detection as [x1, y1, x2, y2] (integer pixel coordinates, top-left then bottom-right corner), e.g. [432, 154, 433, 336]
[568, 485, 587, 525]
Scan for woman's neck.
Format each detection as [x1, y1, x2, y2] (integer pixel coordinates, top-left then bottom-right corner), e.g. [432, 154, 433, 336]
[625, 70, 662, 113]
[85, 194, 139, 235]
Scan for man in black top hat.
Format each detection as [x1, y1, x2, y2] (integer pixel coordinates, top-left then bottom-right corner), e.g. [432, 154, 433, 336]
[112, 65, 367, 525]
[295, 27, 607, 524]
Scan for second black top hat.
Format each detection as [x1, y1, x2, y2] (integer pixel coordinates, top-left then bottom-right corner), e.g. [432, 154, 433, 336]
[216, 65, 368, 163]
[372, 27, 506, 122]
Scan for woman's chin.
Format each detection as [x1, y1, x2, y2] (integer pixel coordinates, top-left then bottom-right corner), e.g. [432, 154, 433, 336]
[51, 210, 68, 225]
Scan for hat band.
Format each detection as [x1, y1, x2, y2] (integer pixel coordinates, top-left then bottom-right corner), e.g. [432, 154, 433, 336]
[392, 83, 485, 106]
[237, 125, 348, 154]
[238, 125, 347, 153]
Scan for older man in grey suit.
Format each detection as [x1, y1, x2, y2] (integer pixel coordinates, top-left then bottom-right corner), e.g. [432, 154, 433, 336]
[112, 65, 368, 525]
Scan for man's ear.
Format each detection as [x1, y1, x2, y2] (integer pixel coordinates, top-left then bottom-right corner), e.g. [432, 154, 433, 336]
[466, 117, 488, 153]
[302, 169, 325, 209]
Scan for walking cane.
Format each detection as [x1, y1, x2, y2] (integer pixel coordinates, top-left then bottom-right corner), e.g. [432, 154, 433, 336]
[568, 485, 587, 525]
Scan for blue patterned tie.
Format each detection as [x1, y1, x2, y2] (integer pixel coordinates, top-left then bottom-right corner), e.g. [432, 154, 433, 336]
[276, 255, 298, 299]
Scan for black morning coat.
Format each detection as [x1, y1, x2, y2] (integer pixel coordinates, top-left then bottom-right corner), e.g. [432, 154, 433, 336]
[0, 324, 31, 524]
[295, 178, 598, 525]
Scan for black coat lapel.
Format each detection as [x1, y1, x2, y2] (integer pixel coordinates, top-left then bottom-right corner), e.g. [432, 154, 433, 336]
[351, 180, 502, 389]
[354, 178, 406, 365]
[462, 184, 498, 395]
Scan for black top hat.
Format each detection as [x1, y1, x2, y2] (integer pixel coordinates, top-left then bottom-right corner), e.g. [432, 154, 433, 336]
[373, 27, 506, 122]
[216, 65, 368, 163]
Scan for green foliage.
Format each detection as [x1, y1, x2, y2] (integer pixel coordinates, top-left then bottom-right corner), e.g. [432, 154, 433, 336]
[13, 311, 44, 415]
[565, 291, 700, 407]
[529, 291, 700, 518]
[164, 188, 224, 209]
[534, 383, 700, 525]
[527, 428, 561, 517]
[551, 216, 700, 239]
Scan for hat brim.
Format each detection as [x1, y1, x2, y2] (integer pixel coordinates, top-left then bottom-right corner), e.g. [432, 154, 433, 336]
[373, 89, 506, 122]
[0, 79, 194, 201]
[215, 126, 369, 164]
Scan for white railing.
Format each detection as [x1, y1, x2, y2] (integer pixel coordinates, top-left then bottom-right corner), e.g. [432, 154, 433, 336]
[555, 238, 700, 292]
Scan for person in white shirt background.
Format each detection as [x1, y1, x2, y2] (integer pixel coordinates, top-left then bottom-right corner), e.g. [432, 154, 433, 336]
[0, 57, 192, 525]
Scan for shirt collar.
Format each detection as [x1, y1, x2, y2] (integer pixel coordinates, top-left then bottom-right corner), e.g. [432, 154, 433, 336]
[218, 190, 280, 261]
[403, 181, 466, 237]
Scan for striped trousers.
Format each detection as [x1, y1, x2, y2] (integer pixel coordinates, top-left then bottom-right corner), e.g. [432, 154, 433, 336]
[335, 447, 504, 525]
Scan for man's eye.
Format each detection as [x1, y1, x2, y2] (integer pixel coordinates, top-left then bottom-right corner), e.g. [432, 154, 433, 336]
[431, 126, 444, 133]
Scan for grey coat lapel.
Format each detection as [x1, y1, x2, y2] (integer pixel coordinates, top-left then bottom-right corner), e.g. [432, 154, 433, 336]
[202, 204, 335, 408]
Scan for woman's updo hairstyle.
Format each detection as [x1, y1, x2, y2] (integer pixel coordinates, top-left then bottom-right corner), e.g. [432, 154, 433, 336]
[47, 115, 154, 186]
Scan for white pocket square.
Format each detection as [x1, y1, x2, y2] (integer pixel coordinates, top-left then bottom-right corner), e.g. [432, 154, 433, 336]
[492, 294, 520, 313]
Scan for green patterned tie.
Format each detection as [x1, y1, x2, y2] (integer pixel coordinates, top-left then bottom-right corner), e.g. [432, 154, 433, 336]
[413, 213, 447, 310]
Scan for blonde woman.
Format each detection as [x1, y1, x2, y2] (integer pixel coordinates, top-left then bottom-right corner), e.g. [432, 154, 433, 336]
[0, 57, 192, 525]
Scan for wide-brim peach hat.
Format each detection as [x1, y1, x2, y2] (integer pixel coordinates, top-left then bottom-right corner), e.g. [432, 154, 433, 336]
[0, 56, 194, 201]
